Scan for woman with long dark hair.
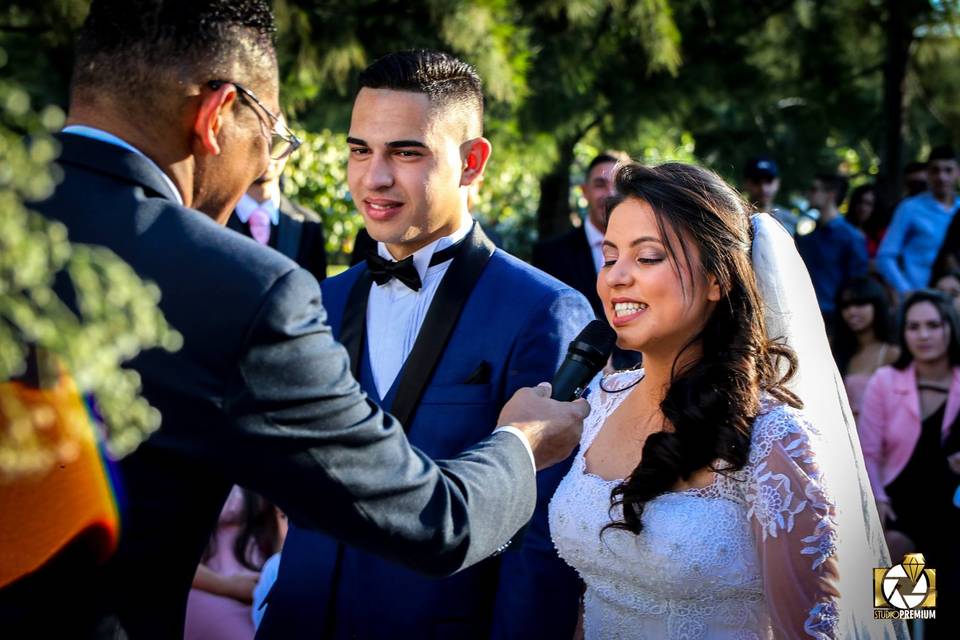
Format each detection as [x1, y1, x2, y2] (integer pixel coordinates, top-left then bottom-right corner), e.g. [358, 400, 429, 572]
[833, 277, 899, 421]
[847, 183, 889, 258]
[549, 163, 899, 639]
[860, 290, 960, 629]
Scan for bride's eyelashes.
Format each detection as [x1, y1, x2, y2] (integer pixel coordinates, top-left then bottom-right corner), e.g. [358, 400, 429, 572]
[601, 255, 666, 268]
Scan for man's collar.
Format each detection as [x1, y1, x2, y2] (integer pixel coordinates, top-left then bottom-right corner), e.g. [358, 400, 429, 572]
[60, 125, 184, 206]
[376, 211, 474, 287]
[235, 193, 280, 225]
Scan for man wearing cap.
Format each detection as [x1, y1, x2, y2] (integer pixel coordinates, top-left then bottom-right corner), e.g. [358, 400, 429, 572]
[743, 155, 797, 236]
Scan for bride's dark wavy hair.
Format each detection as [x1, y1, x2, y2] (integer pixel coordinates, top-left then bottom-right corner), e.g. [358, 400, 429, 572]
[604, 162, 802, 535]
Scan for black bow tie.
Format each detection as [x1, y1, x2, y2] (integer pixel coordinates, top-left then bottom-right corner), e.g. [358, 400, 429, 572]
[366, 232, 470, 291]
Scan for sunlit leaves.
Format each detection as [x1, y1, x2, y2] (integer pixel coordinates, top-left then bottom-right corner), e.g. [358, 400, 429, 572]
[0, 43, 180, 477]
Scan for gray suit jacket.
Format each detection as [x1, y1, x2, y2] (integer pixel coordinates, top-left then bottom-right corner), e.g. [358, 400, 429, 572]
[0, 133, 536, 639]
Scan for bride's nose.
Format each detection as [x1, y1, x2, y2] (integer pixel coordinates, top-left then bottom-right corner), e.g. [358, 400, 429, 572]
[603, 257, 634, 288]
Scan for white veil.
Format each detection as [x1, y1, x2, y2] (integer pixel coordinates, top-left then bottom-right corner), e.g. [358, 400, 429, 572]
[751, 213, 909, 639]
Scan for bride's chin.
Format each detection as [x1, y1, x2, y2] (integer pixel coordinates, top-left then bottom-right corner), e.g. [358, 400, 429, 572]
[614, 333, 645, 353]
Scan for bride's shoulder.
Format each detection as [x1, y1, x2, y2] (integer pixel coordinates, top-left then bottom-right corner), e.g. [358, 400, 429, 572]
[748, 397, 822, 465]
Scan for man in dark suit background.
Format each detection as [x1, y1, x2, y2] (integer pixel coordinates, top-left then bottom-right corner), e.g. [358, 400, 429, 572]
[533, 151, 640, 369]
[227, 130, 328, 282]
[0, 2, 589, 637]
[260, 50, 593, 639]
[533, 151, 625, 317]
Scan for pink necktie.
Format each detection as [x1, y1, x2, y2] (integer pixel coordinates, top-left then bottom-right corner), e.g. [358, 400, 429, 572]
[248, 207, 271, 245]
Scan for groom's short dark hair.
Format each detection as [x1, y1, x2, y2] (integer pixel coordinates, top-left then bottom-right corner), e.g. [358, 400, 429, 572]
[357, 50, 484, 139]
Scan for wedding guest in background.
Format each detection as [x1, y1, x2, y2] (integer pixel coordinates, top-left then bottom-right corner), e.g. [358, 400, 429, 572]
[878, 145, 959, 295]
[741, 155, 797, 235]
[185, 487, 286, 640]
[934, 269, 960, 317]
[832, 277, 899, 422]
[227, 130, 327, 282]
[533, 150, 641, 370]
[859, 290, 960, 634]
[846, 183, 890, 259]
[903, 160, 929, 197]
[533, 151, 628, 317]
[796, 172, 868, 330]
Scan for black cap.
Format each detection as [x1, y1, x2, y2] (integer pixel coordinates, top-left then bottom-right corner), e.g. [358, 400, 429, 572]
[743, 156, 779, 180]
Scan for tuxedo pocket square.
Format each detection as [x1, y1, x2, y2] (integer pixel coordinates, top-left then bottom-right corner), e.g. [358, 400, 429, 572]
[463, 361, 492, 384]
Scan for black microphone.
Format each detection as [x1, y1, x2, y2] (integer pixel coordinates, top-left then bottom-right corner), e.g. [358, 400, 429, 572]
[550, 320, 617, 400]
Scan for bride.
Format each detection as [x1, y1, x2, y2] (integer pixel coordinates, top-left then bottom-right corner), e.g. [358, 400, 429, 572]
[549, 162, 906, 639]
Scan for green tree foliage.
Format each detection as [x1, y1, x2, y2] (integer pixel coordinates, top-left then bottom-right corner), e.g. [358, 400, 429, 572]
[3, 0, 959, 255]
[0, 44, 181, 477]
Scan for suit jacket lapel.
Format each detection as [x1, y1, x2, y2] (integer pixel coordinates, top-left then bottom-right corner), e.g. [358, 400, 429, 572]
[571, 227, 602, 314]
[390, 224, 496, 427]
[275, 200, 304, 260]
[340, 269, 375, 379]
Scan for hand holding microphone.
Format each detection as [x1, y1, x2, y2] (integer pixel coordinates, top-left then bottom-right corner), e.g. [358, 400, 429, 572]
[498, 321, 616, 470]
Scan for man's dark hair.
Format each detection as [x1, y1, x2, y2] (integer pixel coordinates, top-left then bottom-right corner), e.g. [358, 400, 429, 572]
[814, 172, 849, 206]
[928, 145, 958, 164]
[586, 151, 630, 178]
[73, 0, 276, 102]
[357, 50, 484, 138]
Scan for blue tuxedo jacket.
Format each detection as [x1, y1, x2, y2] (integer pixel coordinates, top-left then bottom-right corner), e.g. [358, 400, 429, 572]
[259, 229, 594, 639]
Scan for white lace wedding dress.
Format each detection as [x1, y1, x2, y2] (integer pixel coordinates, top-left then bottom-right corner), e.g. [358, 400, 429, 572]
[549, 370, 841, 640]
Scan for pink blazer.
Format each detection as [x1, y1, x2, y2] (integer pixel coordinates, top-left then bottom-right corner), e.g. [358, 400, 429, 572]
[859, 363, 960, 502]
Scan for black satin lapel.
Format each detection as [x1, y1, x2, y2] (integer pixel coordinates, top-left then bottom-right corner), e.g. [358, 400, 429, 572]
[390, 224, 496, 428]
[339, 269, 374, 379]
[275, 208, 303, 259]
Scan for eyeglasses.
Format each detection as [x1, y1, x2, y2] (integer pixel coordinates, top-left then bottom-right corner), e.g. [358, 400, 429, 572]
[208, 80, 302, 160]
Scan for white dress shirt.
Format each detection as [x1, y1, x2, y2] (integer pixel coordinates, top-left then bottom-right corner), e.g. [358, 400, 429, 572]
[365, 212, 535, 469]
[583, 218, 605, 273]
[366, 212, 473, 398]
[60, 125, 184, 206]
[235, 193, 280, 226]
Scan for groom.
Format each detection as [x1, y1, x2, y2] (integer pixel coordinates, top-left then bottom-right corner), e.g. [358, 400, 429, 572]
[258, 51, 593, 639]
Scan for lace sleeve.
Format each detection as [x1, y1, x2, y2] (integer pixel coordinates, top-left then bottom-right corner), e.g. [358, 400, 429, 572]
[746, 406, 841, 639]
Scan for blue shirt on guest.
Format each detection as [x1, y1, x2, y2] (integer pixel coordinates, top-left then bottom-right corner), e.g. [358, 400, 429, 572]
[796, 215, 869, 315]
[876, 192, 959, 294]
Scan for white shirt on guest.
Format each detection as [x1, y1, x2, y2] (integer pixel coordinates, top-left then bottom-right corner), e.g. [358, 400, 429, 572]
[235, 193, 280, 226]
[583, 217, 605, 273]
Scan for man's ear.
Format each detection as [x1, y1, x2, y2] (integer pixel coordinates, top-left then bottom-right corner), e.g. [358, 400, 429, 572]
[193, 83, 238, 156]
[460, 137, 492, 186]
